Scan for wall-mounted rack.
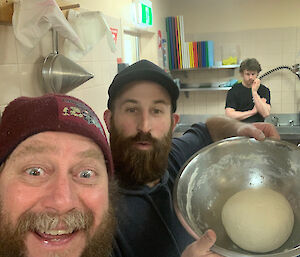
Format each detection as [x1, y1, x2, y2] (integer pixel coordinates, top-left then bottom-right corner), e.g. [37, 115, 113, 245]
[0, 0, 79, 24]
[171, 64, 239, 72]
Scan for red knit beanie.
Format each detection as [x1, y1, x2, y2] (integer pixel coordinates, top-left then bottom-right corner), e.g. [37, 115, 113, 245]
[0, 94, 114, 176]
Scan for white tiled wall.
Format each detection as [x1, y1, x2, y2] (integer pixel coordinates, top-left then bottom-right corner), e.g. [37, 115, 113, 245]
[2, 4, 300, 120]
[175, 27, 300, 116]
[0, 14, 121, 124]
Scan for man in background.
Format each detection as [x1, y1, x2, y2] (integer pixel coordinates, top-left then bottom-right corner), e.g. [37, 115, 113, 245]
[104, 59, 279, 257]
[0, 94, 117, 257]
[225, 58, 271, 122]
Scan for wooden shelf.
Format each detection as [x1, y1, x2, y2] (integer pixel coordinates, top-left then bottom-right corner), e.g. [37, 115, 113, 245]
[0, 0, 13, 24]
[0, 0, 79, 24]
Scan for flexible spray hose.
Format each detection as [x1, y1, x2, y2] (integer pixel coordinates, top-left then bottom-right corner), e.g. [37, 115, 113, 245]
[259, 65, 300, 80]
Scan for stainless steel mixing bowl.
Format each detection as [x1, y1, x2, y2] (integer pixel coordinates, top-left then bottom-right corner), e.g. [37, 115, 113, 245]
[174, 137, 300, 257]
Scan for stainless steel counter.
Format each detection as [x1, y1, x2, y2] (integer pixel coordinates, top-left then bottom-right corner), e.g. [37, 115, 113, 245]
[275, 126, 300, 145]
[174, 114, 300, 146]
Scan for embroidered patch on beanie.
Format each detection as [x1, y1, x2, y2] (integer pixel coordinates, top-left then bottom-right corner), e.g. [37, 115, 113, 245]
[0, 94, 114, 175]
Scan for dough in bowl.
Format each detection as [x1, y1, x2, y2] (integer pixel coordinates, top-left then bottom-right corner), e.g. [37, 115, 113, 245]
[222, 187, 294, 253]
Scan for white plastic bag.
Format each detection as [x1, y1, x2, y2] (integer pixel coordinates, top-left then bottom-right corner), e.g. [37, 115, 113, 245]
[63, 9, 116, 61]
[12, 0, 84, 53]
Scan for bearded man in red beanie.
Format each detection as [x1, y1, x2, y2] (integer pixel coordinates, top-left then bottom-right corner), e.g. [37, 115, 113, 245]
[0, 94, 117, 257]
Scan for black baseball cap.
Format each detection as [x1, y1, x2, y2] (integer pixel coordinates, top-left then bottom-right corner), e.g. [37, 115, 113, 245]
[107, 59, 179, 112]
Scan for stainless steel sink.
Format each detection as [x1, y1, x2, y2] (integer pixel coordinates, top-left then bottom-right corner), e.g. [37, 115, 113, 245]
[173, 113, 300, 145]
[275, 126, 300, 146]
[276, 126, 300, 135]
[174, 123, 300, 145]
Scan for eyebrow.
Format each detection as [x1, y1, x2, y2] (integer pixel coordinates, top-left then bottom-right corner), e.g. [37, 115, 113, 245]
[9, 141, 104, 164]
[120, 99, 138, 106]
[10, 142, 56, 161]
[80, 149, 105, 163]
[120, 99, 170, 107]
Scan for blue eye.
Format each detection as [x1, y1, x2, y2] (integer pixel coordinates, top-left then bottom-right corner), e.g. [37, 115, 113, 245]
[79, 170, 94, 178]
[25, 167, 44, 176]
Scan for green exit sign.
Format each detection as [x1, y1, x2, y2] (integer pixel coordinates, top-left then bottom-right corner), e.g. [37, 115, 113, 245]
[141, 3, 152, 25]
[137, 0, 153, 26]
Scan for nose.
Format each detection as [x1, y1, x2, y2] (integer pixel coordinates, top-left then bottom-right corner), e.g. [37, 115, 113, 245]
[137, 111, 151, 133]
[42, 173, 77, 214]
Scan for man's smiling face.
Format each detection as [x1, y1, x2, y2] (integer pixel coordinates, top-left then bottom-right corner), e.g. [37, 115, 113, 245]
[0, 131, 115, 257]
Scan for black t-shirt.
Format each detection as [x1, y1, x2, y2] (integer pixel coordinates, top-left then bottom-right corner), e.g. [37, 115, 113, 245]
[225, 82, 271, 123]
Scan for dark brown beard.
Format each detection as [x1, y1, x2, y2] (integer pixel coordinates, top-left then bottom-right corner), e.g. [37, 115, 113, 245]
[109, 118, 173, 188]
[0, 179, 118, 257]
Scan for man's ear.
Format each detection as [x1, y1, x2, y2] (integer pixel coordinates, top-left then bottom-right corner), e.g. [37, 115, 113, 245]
[103, 109, 112, 132]
[171, 113, 180, 131]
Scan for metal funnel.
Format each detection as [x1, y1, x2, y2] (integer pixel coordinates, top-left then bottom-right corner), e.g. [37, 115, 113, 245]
[42, 53, 94, 93]
[42, 29, 94, 94]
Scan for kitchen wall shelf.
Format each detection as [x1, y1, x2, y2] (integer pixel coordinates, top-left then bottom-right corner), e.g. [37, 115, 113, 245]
[171, 64, 239, 72]
[180, 87, 231, 92]
[0, 0, 79, 24]
[170, 64, 239, 80]
[180, 85, 231, 97]
[170, 64, 240, 97]
[171, 64, 239, 97]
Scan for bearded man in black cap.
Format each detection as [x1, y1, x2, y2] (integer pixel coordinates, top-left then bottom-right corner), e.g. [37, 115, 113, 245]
[104, 59, 279, 257]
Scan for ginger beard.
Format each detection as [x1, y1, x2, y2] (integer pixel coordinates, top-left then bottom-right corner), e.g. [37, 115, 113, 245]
[0, 182, 117, 257]
[109, 119, 173, 188]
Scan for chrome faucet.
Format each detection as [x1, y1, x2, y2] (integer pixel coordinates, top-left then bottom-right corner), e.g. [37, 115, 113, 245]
[271, 116, 279, 126]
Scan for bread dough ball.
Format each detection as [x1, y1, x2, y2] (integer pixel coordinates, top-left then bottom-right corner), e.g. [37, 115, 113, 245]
[222, 188, 294, 253]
